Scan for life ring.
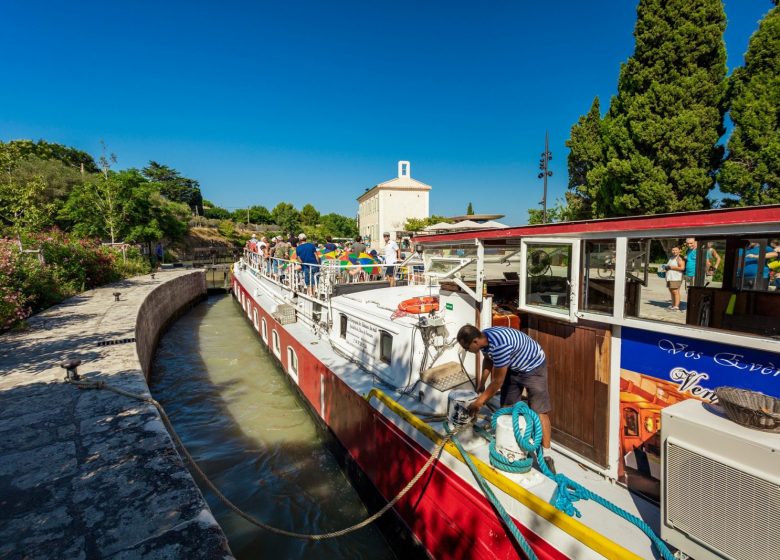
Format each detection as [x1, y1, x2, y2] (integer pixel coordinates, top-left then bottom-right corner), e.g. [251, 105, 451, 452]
[398, 296, 439, 314]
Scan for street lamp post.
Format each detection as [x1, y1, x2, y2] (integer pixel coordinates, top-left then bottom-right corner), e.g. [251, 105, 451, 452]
[537, 131, 553, 224]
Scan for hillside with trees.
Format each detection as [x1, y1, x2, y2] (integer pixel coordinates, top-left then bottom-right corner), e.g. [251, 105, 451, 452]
[0, 138, 358, 330]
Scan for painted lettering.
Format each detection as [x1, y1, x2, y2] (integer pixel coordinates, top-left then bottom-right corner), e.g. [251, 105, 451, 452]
[668, 367, 718, 403]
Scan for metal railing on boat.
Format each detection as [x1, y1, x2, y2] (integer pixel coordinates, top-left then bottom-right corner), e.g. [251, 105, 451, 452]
[242, 249, 431, 298]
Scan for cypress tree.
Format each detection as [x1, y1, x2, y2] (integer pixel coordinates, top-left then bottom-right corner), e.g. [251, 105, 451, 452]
[466, 202, 474, 215]
[719, 2, 780, 206]
[586, 0, 727, 217]
[565, 97, 604, 220]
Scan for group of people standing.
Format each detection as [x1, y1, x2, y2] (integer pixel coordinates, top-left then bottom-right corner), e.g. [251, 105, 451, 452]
[245, 232, 402, 294]
[662, 238, 719, 311]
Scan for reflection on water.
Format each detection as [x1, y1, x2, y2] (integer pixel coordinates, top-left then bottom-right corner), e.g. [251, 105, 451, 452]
[151, 295, 395, 559]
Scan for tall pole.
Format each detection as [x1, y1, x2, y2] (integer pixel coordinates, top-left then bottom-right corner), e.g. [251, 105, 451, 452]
[537, 131, 553, 224]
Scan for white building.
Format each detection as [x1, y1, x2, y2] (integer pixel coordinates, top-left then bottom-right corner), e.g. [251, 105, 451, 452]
[357, 161, 431, 245]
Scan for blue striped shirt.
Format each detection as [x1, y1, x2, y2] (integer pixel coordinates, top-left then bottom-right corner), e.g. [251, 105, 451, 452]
[481, 327, 545, 372]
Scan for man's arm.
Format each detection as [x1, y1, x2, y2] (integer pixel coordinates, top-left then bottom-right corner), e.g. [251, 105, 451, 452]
[468, 364, 508, 415]
[476, 356, 493, 392]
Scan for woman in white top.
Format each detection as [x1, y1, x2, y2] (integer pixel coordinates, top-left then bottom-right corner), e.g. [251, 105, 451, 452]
[664, 246, 685, 311]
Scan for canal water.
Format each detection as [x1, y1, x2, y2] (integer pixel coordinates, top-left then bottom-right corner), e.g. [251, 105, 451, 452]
[150, 295, 396, 559]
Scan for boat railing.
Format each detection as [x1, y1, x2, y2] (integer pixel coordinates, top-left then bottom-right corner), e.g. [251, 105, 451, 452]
[242, 248, 430, 298]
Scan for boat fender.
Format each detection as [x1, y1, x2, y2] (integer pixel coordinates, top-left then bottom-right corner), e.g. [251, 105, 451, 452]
[448, 389, 478, 427]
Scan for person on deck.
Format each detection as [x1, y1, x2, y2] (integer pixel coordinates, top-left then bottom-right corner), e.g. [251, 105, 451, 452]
[351, 235, 366, 255]
[457, 324, 555, 473]
[323, 236, 337, 252]
[295, 233, 320, 295]
[383, 232, 399, 287]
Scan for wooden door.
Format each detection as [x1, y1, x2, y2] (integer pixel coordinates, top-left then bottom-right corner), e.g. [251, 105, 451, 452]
[525, 315, 610, 466]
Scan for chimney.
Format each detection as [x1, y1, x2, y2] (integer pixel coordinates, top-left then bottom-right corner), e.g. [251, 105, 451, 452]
[398, 160, 410, 178]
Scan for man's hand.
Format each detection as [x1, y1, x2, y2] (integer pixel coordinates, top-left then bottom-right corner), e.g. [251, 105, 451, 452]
[467, 398, 482, 417]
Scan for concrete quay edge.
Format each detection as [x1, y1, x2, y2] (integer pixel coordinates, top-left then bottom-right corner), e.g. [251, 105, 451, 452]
[0, 270, 234, 560]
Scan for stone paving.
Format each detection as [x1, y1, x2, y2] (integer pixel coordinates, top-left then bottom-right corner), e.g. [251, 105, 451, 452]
[0, 271, 233, 560]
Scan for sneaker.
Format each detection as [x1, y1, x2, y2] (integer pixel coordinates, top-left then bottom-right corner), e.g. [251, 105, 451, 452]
[543, 456, 557, 475]
[668, 306, 679, 311]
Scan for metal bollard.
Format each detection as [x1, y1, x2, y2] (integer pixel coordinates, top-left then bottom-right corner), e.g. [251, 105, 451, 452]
[151, 273, 156, 280]
[60, 359, 81, 381]
[113, 291, 121, 301]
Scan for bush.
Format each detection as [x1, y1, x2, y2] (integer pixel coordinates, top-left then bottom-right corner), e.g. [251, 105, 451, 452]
[0, 230, 151, 331]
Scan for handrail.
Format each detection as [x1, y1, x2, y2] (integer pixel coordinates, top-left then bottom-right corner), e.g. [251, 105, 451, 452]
[364, 388, 643, 560]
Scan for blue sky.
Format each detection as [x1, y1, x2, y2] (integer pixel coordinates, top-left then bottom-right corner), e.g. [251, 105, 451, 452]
[0, 1, 773, 225]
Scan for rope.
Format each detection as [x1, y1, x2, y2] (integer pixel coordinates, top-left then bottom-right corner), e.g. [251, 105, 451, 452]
[66, 378, 460, 540]
[492, 402, 675, 560]
[446, 424, 537, 560]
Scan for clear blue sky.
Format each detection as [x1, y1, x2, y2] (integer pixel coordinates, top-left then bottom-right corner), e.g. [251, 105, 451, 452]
[0, 1, 773, 225]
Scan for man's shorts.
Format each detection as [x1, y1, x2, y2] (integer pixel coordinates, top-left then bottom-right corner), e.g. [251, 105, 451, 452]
[499, 361, 552, 414]
[385, 266, 396, 278]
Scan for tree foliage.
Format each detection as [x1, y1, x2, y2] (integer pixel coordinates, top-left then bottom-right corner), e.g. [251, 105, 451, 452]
[319, 213, 358, 237]
[2, 139, 99, 173]
[142, 161, 203, 215]
[300, 203, 320, 226]
[567, 0, 727, 217]
[271, 202, 301, 234]
[719, 3, 780, 205]
[565, 97, 604, 220]
[403, 215, 451, 232]
[466, 202, 474, 215]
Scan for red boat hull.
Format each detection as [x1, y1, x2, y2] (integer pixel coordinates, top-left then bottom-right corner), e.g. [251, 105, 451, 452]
[233, 279, 566, 560]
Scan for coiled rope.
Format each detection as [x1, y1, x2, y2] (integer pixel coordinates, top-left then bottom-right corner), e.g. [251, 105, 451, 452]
[66, 378, 460, 540]
[461, 401, 675, 560]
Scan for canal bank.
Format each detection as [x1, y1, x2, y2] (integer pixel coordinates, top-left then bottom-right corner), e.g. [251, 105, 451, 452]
[0, 270, 232, 559]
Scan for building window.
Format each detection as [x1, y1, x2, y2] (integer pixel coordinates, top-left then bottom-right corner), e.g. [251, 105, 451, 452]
[379, 330, 392, 364]
[272, 329, 281, 358]
[340, 314, 348, 338]
[287, 346, 298, 378]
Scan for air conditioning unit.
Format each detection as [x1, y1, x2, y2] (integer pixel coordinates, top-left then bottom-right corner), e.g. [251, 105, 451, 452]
[661, 399, 780, 560]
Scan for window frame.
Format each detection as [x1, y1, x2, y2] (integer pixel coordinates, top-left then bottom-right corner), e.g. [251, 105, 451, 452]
[379, 330, 393, 364]
[272, 329, 281, 358]
[519, 238, 580, 323]
[286, 346, 299, 381]
[261, 317, 268, 343]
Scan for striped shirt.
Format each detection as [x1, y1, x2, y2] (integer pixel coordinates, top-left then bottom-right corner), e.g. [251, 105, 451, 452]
[481, 327, 545, 373]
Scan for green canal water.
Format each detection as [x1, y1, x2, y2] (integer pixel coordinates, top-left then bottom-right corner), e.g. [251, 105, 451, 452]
[150, 294, 396, 559]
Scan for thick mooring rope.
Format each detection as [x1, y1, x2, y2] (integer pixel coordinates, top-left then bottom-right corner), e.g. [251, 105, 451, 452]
[66, 378, 459, 540]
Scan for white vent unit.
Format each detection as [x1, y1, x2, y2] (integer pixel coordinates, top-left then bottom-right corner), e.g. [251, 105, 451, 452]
[661, 399, 780, 560]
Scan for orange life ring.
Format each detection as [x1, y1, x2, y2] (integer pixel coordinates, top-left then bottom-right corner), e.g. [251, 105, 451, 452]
[398, 296, 439, 314]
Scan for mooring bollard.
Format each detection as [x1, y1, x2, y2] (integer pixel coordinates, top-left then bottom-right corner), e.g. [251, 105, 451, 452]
[151, 273, 156, 280]
[60, 358, 81, 381]
[113, 291, 121, 302]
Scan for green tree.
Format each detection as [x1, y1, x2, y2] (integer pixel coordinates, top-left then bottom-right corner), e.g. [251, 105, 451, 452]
[719, 3, 780, 205]
[204, 205, 231, 220]
[565, 97, 604, 220]
[142, 161, 203, 215]
[271, 202, 300, 234]
[63, 170, 141, 243]
[403, 215, 451, 232]
[320, 213, 358, 237]
[3, 139, 99, 173]
[576, 0, 727, 217]
[247, 205, 272, 224]
[466, 202, 474, 215]
[300, 203, 320, 226]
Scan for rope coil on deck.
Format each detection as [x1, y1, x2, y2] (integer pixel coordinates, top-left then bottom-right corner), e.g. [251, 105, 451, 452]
[65, 378, 460, 540]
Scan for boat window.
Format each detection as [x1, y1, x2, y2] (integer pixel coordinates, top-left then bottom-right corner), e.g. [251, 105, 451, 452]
[261, 317, 268, 343]
[287, 346, 298, 378]
[272, 330, 281, 357]
[379, 330, 392, 364]
[624, 235, 780, 337]
[253, 308, 259, 329]
[524, 243, 572, 314]
[340, 314, 348, 338]
[581, 239, 616, 315]
[424, 244, 478, 280]
[247, 300, 252, 319]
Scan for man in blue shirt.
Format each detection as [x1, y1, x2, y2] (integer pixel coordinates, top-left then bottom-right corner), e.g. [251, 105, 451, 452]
[457, 324, 554, 472]
[294, 233, 320, 295]
[683, 238, 698, 287]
